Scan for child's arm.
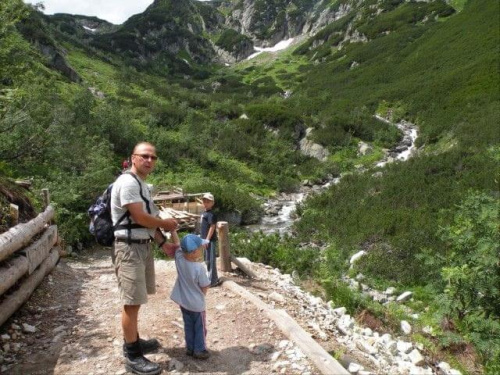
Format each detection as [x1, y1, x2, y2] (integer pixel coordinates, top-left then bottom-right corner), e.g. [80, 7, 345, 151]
[161, 230, 180, 257]
[206, 224, 216, 241]
[200, 286, 208, 295]
[169, 229, 180, 245]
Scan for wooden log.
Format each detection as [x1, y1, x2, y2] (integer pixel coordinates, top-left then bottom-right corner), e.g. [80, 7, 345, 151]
[0, 206, 55, 263]
[223, 280, 349, 375]
[10, 204, 19, 225]
[0, 247, 60, 328]
[14, 180, 32, 189]
[217, 222, 232, 272]
[230, 255, 258, 279]
[0, 256, 29, 296]
[21, 225, 58, 274]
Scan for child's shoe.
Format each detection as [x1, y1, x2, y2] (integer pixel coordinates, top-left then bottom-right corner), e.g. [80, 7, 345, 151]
[193, 350, 210, 360]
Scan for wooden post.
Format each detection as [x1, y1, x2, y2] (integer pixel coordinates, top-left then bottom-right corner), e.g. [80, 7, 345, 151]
[41, 188, 50, 209]
[217, 222, 232, 272]
[10, 204, 19, 225]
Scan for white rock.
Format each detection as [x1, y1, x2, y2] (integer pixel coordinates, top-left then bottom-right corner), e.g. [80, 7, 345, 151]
[362, 328, 373, 337]
[396, 291, 413, 302]
[0, 334, 10, 341]
[348, 362, 362, 373]
[408, 349, 424, 365]
[380, 333, 392, 343]
[423, 326, 434, 335]
[350, 251, 366, 264]
[268, 292, 286, 303]
[385, 287, 396, 295]
[168, 358, 184, 371]
[396, 360, 412, 373]
[333, 307, 347, 316]
[437, 362, 451, 372]
[356, 340, 377, 355]
[401, 320, 412, 335]
[396, 340, 413, 354]
[22, 323, 36, 333]
[278, 340, 290, 349]
[385, 340, 397, 354]
[339, 315, 354, 329]
[409, 365, 433, 375]
[270, 351, 281, 361]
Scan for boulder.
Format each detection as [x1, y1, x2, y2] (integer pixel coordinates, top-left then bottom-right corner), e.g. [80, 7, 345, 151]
[396, 291, 413, 302]
[349, 251, 366, 265]
[408, 349, 425, 366]
[400, 320, 412, 335]
[358, 142, 373, 156]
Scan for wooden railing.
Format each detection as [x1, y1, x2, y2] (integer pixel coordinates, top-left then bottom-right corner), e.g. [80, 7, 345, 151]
[0, 204, 59, 327]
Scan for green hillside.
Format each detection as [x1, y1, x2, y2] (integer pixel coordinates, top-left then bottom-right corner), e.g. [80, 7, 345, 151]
[1, 0, 498, 371]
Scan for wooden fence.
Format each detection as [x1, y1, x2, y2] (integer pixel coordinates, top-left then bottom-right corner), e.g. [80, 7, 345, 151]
[0, 204, 59, 327]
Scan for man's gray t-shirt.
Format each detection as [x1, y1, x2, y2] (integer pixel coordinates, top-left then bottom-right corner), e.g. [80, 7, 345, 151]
[170, 249, 210, 312]
[111, 173, 158, 240]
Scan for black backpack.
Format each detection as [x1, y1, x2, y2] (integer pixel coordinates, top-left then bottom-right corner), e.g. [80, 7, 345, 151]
[88, 172, 151, 246]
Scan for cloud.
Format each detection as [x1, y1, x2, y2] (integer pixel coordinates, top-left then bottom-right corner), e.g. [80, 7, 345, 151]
[23, 0, 154, 24]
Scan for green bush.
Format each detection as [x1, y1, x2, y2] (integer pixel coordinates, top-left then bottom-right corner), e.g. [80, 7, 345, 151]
[437, 192, 500, 364]
[231, 231, 319, 277]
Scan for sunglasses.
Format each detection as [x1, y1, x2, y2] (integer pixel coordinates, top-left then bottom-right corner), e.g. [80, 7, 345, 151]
[133, 154, 158, 161]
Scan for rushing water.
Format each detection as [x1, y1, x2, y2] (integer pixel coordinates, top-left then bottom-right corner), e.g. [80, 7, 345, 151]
[248, 119, 418, 235]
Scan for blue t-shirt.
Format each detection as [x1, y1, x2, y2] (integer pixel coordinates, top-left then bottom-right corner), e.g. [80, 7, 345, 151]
[170, 249, 210, 312]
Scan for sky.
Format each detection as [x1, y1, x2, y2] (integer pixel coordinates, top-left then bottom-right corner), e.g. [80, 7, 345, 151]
[23, 0, 156, 25]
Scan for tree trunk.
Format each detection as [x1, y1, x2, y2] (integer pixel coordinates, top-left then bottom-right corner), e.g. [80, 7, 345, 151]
[0, 256, 29, 296]
[230, 255, 258, 279]
[0, 247, 59, 327]
[22, 225, 58, 275]
[0, 206, 54, 263]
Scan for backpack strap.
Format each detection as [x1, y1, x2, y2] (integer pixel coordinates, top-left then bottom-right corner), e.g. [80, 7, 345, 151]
[114, 172, 153, 243]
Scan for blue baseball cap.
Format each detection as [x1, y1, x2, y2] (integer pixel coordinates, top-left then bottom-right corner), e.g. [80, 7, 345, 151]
[181, 234, 209, 253]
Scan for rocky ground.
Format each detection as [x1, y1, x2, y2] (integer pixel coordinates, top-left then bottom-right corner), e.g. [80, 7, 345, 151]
[0, 248, 319, 375]
[0, 247, 465, 375]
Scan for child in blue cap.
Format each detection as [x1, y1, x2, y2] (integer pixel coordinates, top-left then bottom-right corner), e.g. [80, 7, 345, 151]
[170, 233, 211, 359]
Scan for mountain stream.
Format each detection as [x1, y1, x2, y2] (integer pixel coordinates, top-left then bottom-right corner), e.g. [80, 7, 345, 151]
[247, 118, 418, 235]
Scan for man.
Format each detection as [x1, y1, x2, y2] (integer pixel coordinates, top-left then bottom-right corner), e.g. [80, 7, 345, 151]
[200, 193, 221, 287]
[111, 142, 177, 375]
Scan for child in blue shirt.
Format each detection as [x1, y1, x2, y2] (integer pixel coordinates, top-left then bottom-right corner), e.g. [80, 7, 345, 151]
[170, 233, 211, 359]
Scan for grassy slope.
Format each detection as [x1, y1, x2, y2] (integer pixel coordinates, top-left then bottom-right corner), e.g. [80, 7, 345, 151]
[293, 1, 499, 280]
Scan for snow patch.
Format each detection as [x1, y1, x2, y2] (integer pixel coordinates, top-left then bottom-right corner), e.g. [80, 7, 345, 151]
[247, 38, 294, 60]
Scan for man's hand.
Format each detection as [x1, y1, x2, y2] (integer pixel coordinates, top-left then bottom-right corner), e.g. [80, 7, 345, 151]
[162, 218, 178, 231]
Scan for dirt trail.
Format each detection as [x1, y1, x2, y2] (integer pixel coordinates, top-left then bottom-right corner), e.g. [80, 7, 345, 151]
[1, 248, 329, 375]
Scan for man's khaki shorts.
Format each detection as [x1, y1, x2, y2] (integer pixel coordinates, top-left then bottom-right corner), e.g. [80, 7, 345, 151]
[112, 242, 156, 305]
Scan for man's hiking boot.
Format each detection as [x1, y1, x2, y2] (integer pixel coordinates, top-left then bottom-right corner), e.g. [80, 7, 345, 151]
[123, 337, 160, 356]
[123, 339, 161, 375]
[139, 337, 160, 354]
